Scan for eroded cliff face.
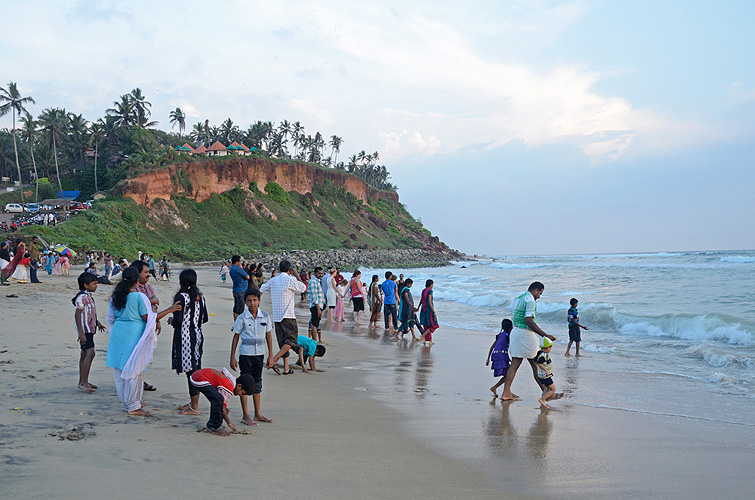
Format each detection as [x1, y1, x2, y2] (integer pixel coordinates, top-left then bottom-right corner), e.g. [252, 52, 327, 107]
[112, 157, 399, 207]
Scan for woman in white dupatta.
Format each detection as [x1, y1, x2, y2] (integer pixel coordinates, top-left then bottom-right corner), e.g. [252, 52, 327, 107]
[106, 267, 181, 416]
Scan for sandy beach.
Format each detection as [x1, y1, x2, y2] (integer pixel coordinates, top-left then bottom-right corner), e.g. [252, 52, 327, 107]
[2, 265, 753, 499]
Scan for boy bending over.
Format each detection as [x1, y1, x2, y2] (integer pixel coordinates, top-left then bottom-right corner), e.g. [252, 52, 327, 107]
[189, 368, 254, 436]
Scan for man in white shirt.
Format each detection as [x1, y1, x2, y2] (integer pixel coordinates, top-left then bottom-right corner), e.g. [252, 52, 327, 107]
[259, 260, 306, 375]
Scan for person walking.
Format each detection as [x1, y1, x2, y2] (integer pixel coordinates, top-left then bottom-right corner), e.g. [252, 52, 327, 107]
[28, 236, 42, 283]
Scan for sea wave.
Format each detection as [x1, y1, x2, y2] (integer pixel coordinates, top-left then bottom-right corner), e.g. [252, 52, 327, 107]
[686, 343, 754, 370]
[489, 262, 557, 270]
[719, 256, 755, 264]
[618, 315, 753, 346]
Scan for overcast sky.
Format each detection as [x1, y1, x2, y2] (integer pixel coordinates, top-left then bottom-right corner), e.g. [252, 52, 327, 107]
[2, 0, 753, 255]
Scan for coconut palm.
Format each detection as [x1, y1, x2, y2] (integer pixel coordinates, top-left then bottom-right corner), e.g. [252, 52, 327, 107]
[107, 94, 133, 128]
[0, 82, 35, 204]
[66, 112, 89, 164]
[19, 112, 40, 201]
[169, 107, 186, 135]
[129, 88, 157, 128]
[37, 108, 66, 196]
[89, 120, 105, 193]
[292, 121, 304, 157]
[329, 135, 343, 165]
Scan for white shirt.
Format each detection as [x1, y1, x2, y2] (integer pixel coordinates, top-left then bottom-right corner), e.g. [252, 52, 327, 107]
[232, 308, 272, 356]
[259, 272, 307, 322]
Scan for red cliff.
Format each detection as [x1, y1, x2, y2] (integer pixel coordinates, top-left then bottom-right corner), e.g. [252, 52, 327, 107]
[112, 157, 399, 207]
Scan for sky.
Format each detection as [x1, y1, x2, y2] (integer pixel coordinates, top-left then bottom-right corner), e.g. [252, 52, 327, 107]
[1, 0, 754, 255]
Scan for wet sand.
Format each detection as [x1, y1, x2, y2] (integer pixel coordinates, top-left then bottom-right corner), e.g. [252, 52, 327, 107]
[2, 265, 753, 499]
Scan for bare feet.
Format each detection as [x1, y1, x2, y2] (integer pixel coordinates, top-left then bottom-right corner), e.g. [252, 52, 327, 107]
[564, 351, 570, 356]
[211, 428, 231, 436]
[538, 398, 550, 409]
[177, 403, 191, 411]
[428, 341, 435, 346]
[254, 414, 274, 423]
[501, 394, 521, 401]
[179, 407, 200, 415]
[240, 415, 258, 426]
[490, 386, 498, 397]
[89, 383, 98, 389]
[128, 408, 151, 416]
[78, 383, 96, 393]
[546, 392, 564, 401]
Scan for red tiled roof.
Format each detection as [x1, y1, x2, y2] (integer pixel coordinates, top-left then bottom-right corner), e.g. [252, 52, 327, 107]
[181, 143, 196, 151]
[208, 141, 226, 151]
[240, 143, 250, 150]
[195, 145, 207, 153]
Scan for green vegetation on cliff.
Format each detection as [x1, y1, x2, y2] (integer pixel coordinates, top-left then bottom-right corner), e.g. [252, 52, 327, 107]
[25, 179, 436, 260]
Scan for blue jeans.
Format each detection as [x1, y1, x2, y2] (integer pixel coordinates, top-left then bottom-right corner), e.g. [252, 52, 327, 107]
[383, 303, 398, 329]
[30, 259, 40, 282]
[195, 384, 224, 431]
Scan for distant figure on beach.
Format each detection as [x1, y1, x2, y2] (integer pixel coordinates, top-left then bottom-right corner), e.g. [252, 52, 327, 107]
[335, 278, 348, 322]
[535, 338, 556, 408]
[230, 288, 274, 425]
[171, 269, 208, 416]
[189, 367, 255, 436]
[368, 274, 382, 327]
[229, 255, 250, 321]
[419, 279, 438, 345]
[73, 272, 105, 393]
[381, 271, 399, 330]
[349, 269, 365, 325]
[486, 319, 513, 397]
[28, 236, 41, 283]
[308, 267, 326, 343]
[268, 334, 325, 373]
[260, 260, 306, 375]
[565, 298, 589, 357]
[501, 282, 559, 401]
[326, 269, 338, 321]
[397, 278, 420, 341]
[219, 262, 229, 282]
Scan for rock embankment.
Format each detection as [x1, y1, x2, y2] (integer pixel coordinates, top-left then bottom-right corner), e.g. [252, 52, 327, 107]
[191, 248, 468, 270]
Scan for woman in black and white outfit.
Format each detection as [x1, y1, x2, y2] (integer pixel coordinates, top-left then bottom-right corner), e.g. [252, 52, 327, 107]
[171, 269, 208, 415]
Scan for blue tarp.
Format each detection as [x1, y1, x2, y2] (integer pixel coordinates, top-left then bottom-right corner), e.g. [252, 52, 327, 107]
[57, 190, 81, 200]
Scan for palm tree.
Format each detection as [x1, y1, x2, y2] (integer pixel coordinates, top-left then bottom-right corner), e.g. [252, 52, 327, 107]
[107, 94, 134, 128]
[0, 82, 35, 204]
[292, 121, 303, 157]
[329, 135, 343, 165]
[19, 112, 40, 201]
[66, 112, 89, 164]
[169, 107, 186, 136]
[38, 108, 66, 196]
[89, 120, 105, 193]
[129, 88, 157, 128]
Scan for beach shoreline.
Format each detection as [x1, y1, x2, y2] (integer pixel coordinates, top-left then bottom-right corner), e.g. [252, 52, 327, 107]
[2, 265, 753, 499]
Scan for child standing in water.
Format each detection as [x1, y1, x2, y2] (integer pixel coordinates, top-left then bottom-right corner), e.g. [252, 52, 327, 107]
[486, 319, 513, 397]
[536, 337, 556, 408]
[565, 298, 588, 356]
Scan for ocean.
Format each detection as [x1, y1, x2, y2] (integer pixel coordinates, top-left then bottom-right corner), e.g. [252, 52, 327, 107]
[336, 250, 754, 496]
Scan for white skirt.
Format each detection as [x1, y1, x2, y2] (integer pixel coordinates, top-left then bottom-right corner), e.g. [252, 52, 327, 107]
[509, 327, 539, 359]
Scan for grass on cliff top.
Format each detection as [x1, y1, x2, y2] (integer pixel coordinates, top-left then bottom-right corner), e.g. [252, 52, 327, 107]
[21, 181, 427, 261]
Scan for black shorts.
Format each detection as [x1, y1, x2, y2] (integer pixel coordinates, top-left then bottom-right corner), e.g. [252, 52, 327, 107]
[239, 354, 263, 394]
[233, 291, 246, 315]
[539, 377, 554, 387]
[310, 306, 322, 328]
[568, 325, 581, 343]
[80, 333, 95, 351]
[274, 319, 300, 358]
[352, 297, 364, 312]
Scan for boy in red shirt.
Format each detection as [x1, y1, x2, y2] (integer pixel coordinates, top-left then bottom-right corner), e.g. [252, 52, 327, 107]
[189, 368, 254, 436]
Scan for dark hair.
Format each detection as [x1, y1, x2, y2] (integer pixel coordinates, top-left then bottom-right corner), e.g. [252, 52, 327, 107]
[501, 318, 513, 332]
[244, 288, 261, 300]
[385, 271, 392, 279]
[570, 298, 578, 306]
[77, 272, 98, 290]
[528, 281, 545, 292]
[178, 269, 200, 303]
[111, 267, 139, 310]
[372, 274, 379, 282]
[231, 255, 241, 264]
[315, 344, 326, 357]
[404, 278, 413, 286]
[130, 260, 148, 273]
[279, 260, 291, 273]
[237, 374, 255, 395]
[353, 269, 361, 276]
[314, 266, 323, 273]
[425, 279, 433, 288]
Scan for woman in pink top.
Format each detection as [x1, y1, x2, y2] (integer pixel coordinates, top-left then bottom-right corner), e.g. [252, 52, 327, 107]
[349, 269, 365, 325]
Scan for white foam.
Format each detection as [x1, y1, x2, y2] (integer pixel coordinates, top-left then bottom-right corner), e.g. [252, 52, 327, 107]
[719, 256, 755, 264]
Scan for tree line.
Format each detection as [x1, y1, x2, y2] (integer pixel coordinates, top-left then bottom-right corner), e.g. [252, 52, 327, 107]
[0, 82, 397, 202]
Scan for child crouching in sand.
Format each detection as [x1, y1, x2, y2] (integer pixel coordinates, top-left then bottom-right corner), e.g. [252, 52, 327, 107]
[72, 272, 105, 393]
[486, 319, 512, 397]
[189, 368, 255, 436]
[536, 337, 556, 408]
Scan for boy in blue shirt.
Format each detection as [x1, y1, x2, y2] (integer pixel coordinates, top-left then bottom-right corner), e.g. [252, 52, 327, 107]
[565, 298, 589, 357]
[229, 254, 250, 321]
[230, 289, 274, 425]
[380, 271, 398, 330]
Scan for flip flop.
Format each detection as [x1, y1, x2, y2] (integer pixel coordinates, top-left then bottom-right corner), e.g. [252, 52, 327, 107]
[269, 366, 281, 375]
[282, 369, 294, 375]
[143, 382, 157, 391]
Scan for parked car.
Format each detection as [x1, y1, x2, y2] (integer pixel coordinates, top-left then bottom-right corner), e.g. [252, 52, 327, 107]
[25, 203, 40, 213]
[4, 203, 24, 213]
[69, 201, 90, 211]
